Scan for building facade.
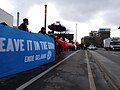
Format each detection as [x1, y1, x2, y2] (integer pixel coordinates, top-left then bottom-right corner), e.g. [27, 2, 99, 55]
[0, 8, 13, 26]
[98, 28, 110, 47]
[81, 28, 110, 47]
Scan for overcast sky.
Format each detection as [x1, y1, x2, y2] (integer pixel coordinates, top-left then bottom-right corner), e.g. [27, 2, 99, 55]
[0, 0, 120, 42]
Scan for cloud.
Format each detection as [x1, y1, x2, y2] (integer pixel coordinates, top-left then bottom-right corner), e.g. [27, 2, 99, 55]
[9, 0, 48, 25]
[102, 9, 120, 25]
[0, 0, 14, 12]
[2, 0, 120, 26]
[50, 0, 120, 25]
[1, 0, 120, 42]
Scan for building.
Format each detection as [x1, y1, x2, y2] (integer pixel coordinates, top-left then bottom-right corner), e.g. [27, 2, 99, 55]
[81, 36, 94, 46]
[0, 8, 13, 26]
[89, 31, 99, 46]
[98, 28, 110, 47]
[81, 28, 110, 47]
[89, 31, 98, 36]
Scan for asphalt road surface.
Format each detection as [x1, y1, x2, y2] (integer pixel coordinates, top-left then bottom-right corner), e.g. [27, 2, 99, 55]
[89, 49, 120, 90]
[0, 49, 119, 90]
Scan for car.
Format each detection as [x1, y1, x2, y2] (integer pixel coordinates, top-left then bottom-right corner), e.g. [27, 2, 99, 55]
[87, 45, 97, 50]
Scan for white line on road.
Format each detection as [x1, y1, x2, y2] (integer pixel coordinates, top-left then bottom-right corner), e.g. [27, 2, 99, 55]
[111, 53, 119, 57]
[15, 50, 79, 90]
[85, 51, 96, 90]
[89, 51, 120, 90]
[111, 52, 119, 57]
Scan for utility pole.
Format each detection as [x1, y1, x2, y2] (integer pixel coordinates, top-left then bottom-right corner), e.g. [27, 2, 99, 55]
[44, 4, 47, 31]
[76, 23, 77, 42]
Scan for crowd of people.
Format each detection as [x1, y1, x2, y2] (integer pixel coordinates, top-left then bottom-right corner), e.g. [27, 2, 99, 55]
[0, 18, 79, 55]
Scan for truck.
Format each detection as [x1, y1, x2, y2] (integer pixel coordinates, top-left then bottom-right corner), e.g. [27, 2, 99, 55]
[103, 37, 120, 51]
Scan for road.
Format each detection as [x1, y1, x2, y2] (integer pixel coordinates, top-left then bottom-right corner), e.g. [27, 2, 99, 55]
[89, 49, 120, 90]
[0, 49, 120, 90]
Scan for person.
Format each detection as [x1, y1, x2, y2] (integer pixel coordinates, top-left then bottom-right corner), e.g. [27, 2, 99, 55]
[51, 30, 55, 37]
[0, 22, 8, 26]
[18, 18, 29, 32]
[48, 31, 52, 37]
[38, 27, 46, 34]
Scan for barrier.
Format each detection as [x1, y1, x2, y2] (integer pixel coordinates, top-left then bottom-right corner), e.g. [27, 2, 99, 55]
[0, 24, 55, 78]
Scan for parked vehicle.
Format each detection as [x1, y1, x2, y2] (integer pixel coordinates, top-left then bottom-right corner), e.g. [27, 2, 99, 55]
[103, 37, 120, 51]
[87, 45, 97, 50]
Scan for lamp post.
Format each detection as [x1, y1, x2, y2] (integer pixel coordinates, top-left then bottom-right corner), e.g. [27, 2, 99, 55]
[76, 24, 77, 42]
[44, 4, 47, 31]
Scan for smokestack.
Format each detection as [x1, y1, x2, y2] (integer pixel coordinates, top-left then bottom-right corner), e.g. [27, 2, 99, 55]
[17, 12, 20, 27]
[44, 4, 47, 31]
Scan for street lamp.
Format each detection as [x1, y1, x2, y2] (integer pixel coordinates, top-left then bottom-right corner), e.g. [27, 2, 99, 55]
[76, 24, 77, 41]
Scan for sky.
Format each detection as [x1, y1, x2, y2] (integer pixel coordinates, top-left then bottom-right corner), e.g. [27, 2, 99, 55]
[0, 0, 120, 43]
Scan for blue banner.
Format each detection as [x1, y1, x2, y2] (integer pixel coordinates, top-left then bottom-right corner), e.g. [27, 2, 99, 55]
[0, 24, 55, 78]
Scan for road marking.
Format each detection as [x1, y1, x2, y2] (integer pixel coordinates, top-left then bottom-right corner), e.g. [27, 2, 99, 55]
[89, 51, 120, 90]
[85, 51, 96, 90]
[15, 50, 79, 90]
[111, 52, 119, 57]
[111, 53, 119, 57]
